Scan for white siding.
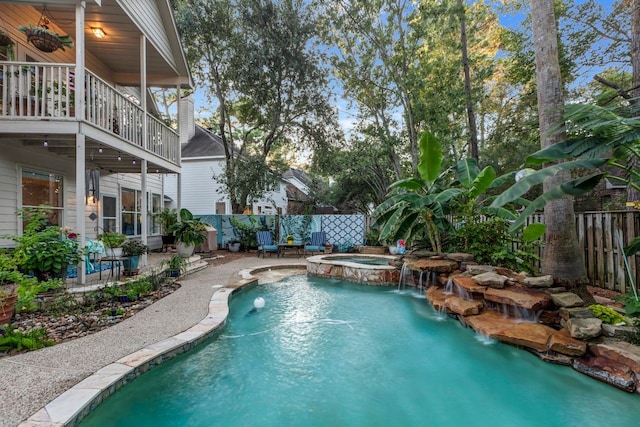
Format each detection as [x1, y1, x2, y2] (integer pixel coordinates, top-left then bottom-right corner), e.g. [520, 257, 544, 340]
[0, 140, 78, 247]
[254, 181, 288, 215]
[0, 137, 163, 247]
[118, 0, 175, 70]
[176, 158, 225, 215]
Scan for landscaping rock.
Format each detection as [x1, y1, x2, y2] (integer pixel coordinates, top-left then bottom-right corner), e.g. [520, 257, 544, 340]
[559, 307, 595, 321]
[548, 328, 587, 356]
[473, 272, 508, 288]
[484, 286, 551, 311]
[566, 318, 602, 339]
[466, 264, 495, 275]
[493, 322, 556, 352]
[550, 292, 584, 308]
[444, 296, 483, 316]
[522, 275, 554, 288]
[425, 286, 448, 312]
[462, 310, 519, 337]
[573, 356, 636, 392]
[601, 323, 637, 339]
[452, 276, 486, 295]
[446, 253, 475, 262]
[405, 258, 458, 273]
[589, 338, 640, 373]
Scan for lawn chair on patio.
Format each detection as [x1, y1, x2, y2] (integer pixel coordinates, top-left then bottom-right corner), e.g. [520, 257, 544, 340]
[304, 231, 326, 256]
[257, 230, 279, 258]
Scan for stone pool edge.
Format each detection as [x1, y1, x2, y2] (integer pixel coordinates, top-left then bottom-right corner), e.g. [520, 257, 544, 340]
[20, 263, 306, 427]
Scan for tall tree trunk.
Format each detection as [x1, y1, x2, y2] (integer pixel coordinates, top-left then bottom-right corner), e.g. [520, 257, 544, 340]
[531, 0, 593, 303]
[458, 0, 479, 161]
[628, 0, 640, 205]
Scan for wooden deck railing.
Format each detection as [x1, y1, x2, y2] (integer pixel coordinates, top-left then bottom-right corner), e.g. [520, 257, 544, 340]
[0, 62, 179, 166]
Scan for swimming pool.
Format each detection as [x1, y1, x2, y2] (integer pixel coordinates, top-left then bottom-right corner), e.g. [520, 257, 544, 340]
[80, 275, 640, 426]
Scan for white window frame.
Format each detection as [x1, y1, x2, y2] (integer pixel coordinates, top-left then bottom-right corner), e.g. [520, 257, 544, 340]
[18, 166, 65, 231]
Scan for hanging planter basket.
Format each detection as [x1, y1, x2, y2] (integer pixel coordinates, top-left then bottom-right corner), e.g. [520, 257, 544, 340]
[24, 28, 62, 53]
[0, 32, 12, 47]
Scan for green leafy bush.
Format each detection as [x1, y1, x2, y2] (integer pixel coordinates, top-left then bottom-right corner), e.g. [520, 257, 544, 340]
[0, 325, 54, 351]
[588, 304, 626, 325]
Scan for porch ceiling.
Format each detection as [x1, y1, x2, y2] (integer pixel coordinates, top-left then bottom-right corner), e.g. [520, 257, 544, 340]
[2, 133, 179, 174]
[32, 1, 190, 88]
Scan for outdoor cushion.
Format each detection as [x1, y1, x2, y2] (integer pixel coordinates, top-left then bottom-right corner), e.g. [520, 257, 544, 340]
[257, 231, 279, 258]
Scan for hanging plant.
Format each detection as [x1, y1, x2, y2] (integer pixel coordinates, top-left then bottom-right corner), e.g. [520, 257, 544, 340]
[0, 28, 12, 47]
[19, 17, 73, 53]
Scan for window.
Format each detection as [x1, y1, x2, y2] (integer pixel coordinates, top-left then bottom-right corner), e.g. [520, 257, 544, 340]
[21, 168, 64, 227]
[149, 193, 161, 235]
[121, 188, 141, 236]
[121, 188, 162, 236]
[102, 195, 117, 233]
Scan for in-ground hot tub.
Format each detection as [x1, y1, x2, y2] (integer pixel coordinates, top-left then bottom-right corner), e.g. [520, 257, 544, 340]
[306, 253, 400, 285]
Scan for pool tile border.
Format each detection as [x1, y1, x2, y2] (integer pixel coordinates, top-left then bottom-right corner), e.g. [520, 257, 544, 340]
[20, 264, 305, 427]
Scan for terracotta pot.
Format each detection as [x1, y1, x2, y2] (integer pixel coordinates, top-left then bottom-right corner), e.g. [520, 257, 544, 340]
[0, 293, 18, 325]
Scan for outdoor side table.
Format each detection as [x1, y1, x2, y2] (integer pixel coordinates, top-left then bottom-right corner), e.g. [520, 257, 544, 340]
[98, 257, 125, 280]
[278, 243, 304, 258]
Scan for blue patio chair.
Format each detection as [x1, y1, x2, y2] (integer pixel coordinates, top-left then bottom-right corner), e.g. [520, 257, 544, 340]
[257, 230, 279, 258]
[304, 231, 326, 256]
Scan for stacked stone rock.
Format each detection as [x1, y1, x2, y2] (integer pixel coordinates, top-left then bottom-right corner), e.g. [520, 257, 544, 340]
[401, 252, 640, 394]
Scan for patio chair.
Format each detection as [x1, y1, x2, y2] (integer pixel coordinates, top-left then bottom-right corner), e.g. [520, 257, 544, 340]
[304, 231, 326, 256]
[257, 230, 279, 258]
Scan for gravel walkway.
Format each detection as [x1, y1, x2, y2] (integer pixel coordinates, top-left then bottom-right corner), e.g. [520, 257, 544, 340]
[0, 255, 303, 427]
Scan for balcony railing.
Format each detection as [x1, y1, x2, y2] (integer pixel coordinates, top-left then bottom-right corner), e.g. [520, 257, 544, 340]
[0, 61, 179, 166]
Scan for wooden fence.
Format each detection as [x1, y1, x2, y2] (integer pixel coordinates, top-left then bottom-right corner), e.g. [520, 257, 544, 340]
[525, 211, 639, 294]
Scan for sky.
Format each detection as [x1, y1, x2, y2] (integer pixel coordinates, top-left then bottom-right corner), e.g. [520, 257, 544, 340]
[188, 0, 618, 147]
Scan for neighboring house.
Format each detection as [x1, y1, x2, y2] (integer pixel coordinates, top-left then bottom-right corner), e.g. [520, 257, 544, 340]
[282, 168, 312, 214]
[165, 102, 289, 215]
[0, 0, 192, 283]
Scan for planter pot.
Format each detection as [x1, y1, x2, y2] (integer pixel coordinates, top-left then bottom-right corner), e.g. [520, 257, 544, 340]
[0, 293, 18, 324]
[122, 256, 140, 272]
[325, 244, 333, 254]
[106, 247, 123, 258]
[228, 242, 241, 252]
[176, 242, 195, 257]
[388, 246, 398, 255]
[165, 269, 181, 278]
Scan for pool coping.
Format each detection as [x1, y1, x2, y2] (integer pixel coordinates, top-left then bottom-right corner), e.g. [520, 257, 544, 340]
[20, 263, 306, 427]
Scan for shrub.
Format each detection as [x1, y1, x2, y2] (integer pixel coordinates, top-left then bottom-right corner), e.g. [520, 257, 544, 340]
[588, 304, 626, 325]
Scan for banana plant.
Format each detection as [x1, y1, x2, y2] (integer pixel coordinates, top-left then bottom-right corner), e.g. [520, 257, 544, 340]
[372, 131, 519, 252]
[490, 101, 637, 235]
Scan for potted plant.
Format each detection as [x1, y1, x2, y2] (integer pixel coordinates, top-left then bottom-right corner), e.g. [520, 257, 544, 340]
[164, 254, 187, 278]
[0, 28, 12, 47]
[0, 252, 39, 324]
[228, 240, 241, 252]
[99, 232, 127, 257]
[19, 22, 73, 53]
[167, 208, 207, 257]
[4, 208, 85, 282]
[121, 239, 148, 273]
[156, 208, 178, 250]
[286, 234, 295, 245]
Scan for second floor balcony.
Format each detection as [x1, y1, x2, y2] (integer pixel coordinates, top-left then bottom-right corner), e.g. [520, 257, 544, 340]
[0, 61, 180, 169]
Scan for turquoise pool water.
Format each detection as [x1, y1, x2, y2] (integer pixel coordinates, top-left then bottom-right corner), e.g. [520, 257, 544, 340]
[80, 275, 640, 427]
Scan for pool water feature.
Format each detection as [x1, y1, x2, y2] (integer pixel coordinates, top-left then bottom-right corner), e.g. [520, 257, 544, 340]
[80, 275, 640, 427]
[307, 253, 399, 285]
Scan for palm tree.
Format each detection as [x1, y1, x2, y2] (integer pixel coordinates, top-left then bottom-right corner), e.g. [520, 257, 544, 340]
[529, 0, 592, 302]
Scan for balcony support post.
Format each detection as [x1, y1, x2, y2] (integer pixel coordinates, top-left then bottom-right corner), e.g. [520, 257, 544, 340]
[75, 1, 87, 285]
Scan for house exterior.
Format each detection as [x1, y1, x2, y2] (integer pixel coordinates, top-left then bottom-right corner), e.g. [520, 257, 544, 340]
[0, 0, 192, 283]
[164, 112, 289, 215]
